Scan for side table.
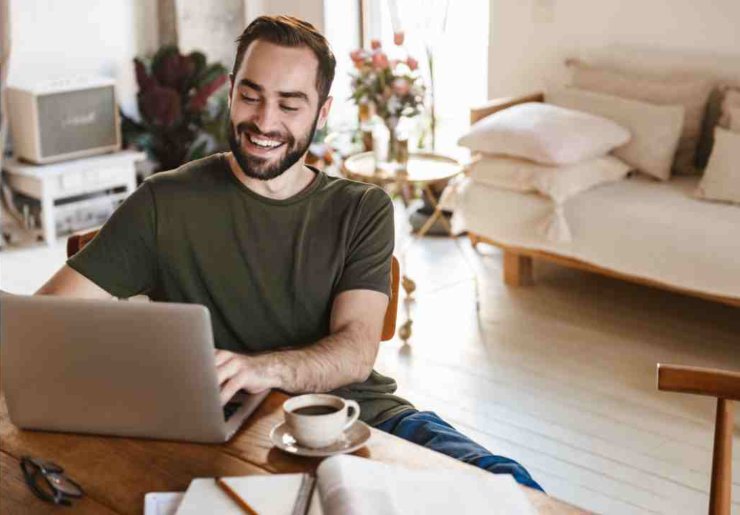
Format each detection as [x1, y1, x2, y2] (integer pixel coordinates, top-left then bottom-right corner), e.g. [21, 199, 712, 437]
[342, 152, 464, 344]
[2, 150, 144, 245]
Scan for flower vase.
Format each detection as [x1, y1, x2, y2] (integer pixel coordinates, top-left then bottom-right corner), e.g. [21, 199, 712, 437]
[376, 118, 408, 175]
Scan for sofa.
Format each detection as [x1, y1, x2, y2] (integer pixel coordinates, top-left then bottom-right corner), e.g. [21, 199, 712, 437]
[451, 52, 740, 307]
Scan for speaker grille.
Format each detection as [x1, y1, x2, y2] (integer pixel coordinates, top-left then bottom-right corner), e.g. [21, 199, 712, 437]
[37, 86, 118, 158]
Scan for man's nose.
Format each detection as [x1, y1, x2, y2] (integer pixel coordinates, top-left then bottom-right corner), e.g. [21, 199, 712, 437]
[253, 102, 281, 136]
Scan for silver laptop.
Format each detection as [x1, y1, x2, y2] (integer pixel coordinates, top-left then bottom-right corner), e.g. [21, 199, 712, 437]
[0, 294, 269, 443]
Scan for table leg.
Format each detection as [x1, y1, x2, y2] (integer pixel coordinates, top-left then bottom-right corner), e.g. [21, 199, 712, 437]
[41, 194, 56, 245]
[415, 185, 453, 238]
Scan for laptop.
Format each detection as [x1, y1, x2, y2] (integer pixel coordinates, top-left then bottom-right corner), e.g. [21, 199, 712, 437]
[0, 294, 269, 443]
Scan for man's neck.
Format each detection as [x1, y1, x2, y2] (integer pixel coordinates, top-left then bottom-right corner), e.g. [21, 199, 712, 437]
[225, 152, 317, 200]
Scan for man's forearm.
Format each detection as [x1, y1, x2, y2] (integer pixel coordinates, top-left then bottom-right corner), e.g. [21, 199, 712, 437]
[257, 325, 379, 393]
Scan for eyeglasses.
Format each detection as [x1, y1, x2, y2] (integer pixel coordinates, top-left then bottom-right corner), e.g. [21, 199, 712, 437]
[20, 456, 84, 506]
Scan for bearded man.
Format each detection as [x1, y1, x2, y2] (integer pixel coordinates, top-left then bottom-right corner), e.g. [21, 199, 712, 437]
[37, 15, 542, 492]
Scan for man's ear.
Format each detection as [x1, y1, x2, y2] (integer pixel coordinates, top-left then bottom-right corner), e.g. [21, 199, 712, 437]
[316, 96, 333, 130]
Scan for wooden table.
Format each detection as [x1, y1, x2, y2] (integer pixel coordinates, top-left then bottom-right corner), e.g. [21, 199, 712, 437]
[0, 391, 582, 514]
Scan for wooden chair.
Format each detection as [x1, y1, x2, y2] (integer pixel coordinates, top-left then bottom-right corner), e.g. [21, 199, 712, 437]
[657, 364, 740, 515]
[68, 229, 400, 341]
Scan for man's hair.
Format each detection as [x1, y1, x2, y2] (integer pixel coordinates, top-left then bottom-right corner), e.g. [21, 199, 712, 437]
[232, 15, 336, 106]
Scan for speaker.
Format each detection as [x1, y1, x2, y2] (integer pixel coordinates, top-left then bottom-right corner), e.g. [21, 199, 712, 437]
[7, 77, 121, 164]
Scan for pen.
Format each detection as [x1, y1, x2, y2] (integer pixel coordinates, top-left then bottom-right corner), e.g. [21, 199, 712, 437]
[215, 477, 260, 515]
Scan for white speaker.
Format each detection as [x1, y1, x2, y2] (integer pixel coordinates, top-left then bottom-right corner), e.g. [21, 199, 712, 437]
[7, 77, 121, 164]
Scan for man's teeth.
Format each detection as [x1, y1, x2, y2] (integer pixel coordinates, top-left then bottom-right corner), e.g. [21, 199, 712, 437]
[248, 134, 283, 148]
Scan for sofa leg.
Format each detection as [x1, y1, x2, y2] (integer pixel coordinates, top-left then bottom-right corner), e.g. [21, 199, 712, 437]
[468, 233, 481, 250]
[503, 251, 533, 286]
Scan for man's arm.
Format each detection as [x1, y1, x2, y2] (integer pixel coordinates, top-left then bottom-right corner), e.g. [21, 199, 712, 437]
[35, 265, 113, 298]
[215, 288, 388, 405]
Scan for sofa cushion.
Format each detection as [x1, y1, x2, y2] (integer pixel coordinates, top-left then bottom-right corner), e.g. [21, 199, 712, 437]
[547, 87, 684, 181]
[468, 154, 632, 203]
[696, 127, 740, 204]
[457, 102, 630, 165]
[570, 62, 712, 176]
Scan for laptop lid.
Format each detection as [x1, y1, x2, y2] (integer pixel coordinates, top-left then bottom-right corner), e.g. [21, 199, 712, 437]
[0, 294, 263, 443]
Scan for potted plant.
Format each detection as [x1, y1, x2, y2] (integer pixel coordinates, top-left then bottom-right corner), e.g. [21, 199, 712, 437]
[121, 45, 230, 174]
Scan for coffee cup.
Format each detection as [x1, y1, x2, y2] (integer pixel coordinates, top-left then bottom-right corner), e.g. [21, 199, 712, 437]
[283, 394, 360, 448]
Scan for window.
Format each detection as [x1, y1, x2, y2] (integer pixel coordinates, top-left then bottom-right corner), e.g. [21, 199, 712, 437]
[360, 0, 489, 160]
[323, 0, 362, 133]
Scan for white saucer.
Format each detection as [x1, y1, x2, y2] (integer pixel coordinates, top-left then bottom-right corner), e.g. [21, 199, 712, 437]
[269, 420, 371, 457]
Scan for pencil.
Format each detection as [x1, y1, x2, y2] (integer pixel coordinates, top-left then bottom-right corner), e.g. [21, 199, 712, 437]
[215, 477, 260, 515]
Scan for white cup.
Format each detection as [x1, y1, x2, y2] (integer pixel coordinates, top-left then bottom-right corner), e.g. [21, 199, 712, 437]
[283, 394, 360, 448]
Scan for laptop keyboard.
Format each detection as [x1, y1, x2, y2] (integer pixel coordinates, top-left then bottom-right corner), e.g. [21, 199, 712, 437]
[223, 401, 242, 421]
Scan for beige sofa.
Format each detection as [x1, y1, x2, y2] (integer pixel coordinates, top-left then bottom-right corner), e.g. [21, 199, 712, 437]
[453, 64, 740, 307]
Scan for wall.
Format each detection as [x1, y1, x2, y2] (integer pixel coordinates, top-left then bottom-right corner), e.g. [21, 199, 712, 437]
[487, 0, 740, 99]
[246, 0, 324, 32]
[7, 0, 157, 117]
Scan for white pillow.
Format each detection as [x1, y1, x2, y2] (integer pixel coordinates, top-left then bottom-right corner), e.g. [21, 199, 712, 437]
[457, 102, 630, 165]
[547, 87, 685, 181]
[696, 127, 740, 204]
[468, 154, 633, 203]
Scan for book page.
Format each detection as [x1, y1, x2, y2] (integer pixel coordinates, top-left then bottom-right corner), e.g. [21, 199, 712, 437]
[175, 474, 308, 515]
[316, 455, 535, 515]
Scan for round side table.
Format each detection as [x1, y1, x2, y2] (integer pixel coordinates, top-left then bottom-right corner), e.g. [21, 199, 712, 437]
[342, 152, 464, 344]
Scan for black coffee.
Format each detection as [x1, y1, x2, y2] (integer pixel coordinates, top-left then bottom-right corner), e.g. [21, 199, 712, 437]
[293, 405, 340, 416]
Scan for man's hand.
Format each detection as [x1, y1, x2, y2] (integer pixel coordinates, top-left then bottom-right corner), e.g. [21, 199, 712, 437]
[214, 289, 388, 405]
[215, 349, 275, 406]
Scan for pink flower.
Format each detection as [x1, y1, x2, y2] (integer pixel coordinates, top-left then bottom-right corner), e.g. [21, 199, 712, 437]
[406, 57, 418, 71]
[392, 78, 410, 96]
[394, 31, 405, 45]
[370, 39, 381, 50]
[350, 49, 364, 62]
[372, 52, 389, 70]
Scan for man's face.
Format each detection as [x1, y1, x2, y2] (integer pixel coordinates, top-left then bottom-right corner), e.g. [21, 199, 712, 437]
[228, 40, 332, 181]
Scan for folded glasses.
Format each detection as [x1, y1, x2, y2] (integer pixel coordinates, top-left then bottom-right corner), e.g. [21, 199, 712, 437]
[20, 456, 84, 506]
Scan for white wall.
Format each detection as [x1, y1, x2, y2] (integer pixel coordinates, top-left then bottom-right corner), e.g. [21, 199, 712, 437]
[246, 0, 324, 32]
[6, 0, 327, 117]
[7, 0, 157, 117]
[488, 0, 740, 98]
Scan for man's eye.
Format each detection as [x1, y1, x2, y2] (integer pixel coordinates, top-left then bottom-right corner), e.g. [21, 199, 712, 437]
[241, 95, 258, 103]
[280, 105, 299, 112]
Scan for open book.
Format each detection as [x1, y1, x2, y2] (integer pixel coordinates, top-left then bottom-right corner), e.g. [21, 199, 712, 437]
[153, 455, 534, 515]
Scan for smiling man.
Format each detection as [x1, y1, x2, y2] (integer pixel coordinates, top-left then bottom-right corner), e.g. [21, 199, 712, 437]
[36, 16, 541, 491]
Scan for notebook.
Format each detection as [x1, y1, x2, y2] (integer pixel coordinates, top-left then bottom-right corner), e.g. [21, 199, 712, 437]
[160, 455, 534, 515]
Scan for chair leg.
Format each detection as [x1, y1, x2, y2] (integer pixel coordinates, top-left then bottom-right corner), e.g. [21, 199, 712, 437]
[709, 398, 733, 515]
[503, 251, 533, 287]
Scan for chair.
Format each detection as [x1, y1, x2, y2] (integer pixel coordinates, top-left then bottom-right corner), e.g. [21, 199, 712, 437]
[657, 364, 740, 515]
[68, 229, 400, 341]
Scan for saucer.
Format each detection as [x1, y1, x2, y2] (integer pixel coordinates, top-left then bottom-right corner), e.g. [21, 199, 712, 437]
[269, 420, 371, 457]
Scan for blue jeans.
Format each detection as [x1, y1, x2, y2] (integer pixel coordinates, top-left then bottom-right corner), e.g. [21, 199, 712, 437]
[376, 409, 544, 492]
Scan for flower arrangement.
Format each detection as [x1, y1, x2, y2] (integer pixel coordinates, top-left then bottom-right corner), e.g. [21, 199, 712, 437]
[121, 45, 230, 173]
[349, 33, 425, 167]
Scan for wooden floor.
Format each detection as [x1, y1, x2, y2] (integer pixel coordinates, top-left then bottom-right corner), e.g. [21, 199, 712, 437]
[2, 230, 739, 514]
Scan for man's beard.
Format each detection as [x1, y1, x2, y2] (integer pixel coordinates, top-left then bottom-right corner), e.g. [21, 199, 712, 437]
[227, 112, 319, 181]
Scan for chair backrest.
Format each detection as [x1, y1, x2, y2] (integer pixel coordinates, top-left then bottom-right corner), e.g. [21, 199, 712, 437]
[68, 229, 400, 341]
[657, 364, 740, 515]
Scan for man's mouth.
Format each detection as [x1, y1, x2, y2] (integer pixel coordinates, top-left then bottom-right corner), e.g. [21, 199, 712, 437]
[243, 132, 286, 152]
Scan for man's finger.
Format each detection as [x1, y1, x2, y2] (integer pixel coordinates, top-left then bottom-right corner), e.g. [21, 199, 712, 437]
[219, 377, 242, 406]
[214, 350, 234, 367]
[216, 358, 241, 386]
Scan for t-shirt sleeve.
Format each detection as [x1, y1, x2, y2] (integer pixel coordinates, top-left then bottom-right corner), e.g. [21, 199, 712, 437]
[335, 186, 395, 297]
[66, 181, 157, 298]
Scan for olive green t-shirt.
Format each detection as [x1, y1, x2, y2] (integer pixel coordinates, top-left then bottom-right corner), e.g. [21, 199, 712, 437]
[67, 153, 413, 426]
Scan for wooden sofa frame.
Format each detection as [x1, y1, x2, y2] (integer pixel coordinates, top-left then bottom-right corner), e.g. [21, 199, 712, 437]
[468, 93, 740, 309]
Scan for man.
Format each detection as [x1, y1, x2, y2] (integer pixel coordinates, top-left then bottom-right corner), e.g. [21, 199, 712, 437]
[37, 16, 542, 492]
